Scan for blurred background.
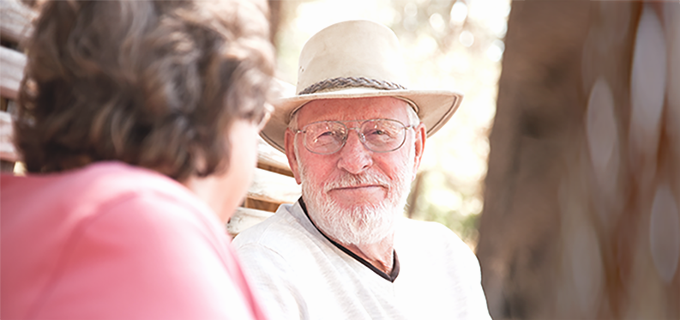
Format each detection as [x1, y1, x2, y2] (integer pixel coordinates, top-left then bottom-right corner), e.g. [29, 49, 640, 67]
[266, 1, 679, 319]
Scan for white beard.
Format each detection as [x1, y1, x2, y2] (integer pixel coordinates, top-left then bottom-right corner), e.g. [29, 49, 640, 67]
[298, 148, 414, 246]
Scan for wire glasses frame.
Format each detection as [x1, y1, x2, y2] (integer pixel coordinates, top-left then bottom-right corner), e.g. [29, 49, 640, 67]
[293, 118, 416, 155]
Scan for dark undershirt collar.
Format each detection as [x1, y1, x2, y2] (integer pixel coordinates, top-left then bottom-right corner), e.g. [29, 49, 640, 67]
[298, 197, 400, 282]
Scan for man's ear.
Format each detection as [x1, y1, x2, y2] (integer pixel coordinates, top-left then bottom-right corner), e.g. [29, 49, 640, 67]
[412, 122, 426, 180]
[284, 128, 302, 184]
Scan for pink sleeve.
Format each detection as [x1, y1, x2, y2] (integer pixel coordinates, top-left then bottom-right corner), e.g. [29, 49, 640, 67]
[30, 192, 258, 320]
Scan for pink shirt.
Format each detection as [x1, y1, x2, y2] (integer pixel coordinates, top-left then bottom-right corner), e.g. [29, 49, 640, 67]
[1, 162, 267, 320]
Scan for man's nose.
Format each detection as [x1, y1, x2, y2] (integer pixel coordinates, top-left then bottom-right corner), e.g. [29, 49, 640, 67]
[336, 130, 373, 174]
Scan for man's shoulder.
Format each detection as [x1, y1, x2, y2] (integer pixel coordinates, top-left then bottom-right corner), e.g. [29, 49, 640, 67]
[233, 204, 316, 253]
[396, 218, 482, 283]
[232, 203, 336, 280]
[397, 217, 461, 240]
[396, 218, 472, 256]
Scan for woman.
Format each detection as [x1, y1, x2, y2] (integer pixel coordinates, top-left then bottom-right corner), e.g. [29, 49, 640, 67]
[1, 0, 273, 319]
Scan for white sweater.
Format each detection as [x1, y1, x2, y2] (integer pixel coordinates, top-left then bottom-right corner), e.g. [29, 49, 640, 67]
[233, 200, 491, 320]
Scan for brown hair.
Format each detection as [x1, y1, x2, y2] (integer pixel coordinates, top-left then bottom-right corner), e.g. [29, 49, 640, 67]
[15, 0, 274, 181]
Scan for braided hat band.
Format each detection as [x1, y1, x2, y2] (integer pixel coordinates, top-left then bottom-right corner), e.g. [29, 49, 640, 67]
[298, 77, 406, 95]
[292, 76, 419, 119]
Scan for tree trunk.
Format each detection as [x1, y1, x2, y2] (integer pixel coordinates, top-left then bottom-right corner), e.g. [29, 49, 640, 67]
[478, 1, 679, 319]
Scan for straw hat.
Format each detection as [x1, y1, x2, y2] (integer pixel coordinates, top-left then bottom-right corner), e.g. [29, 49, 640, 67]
[261, 20, 463, 153]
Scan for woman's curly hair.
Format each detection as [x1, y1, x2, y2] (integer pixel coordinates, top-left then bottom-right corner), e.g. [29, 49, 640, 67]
[15, 0, 275, 181]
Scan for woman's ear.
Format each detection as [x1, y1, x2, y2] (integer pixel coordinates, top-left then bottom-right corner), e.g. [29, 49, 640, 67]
[284, 128, 302, 184]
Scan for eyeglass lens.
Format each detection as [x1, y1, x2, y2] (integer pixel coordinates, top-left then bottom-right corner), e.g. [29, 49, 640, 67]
[301, 119, 409, 154]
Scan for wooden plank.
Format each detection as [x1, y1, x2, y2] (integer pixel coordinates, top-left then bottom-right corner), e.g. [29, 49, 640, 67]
[247, 167, 300, 205]
[0, 0, 36, 44]
[0, 46, 26, 100]
[0, 110, 17, 162]
[226, 206, 274, 236]
[244, 197, 279, 212]
[257, 136, 292, 176]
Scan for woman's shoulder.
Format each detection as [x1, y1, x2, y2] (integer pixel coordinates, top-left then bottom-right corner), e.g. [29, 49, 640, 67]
[1, 162, 235, 320]
[2, 161, 223, 257]
[1, 161, 224, 268]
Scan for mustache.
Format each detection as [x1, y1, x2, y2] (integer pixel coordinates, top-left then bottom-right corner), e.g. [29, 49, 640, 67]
[324, 172, 390, 192]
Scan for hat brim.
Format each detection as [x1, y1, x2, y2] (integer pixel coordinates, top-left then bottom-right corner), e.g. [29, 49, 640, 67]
[260, 88, 463, 153]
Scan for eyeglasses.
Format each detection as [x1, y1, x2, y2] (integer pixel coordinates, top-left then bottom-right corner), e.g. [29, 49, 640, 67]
[294, 118, 416, 155]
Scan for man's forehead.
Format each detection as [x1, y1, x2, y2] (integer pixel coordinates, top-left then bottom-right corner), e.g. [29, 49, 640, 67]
[295, 96, 410, 123]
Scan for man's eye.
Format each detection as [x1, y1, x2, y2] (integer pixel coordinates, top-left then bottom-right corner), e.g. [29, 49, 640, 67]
[373, 129, 387, 135]
[367, 129, 392, 137]
[313, 130, 342, 142]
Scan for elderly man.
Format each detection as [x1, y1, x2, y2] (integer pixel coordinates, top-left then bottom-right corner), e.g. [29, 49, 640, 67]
[234, 20, 490, 319]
